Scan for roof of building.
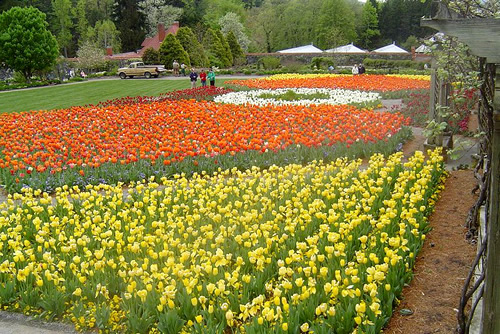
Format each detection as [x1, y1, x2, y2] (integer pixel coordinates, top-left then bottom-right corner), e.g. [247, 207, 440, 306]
[277, 44, 323, 53]
[415, 44, 431, 53]
[325, 43, 367, 53]
[139, 22, 180, 55]
[372, 42, 409, 54]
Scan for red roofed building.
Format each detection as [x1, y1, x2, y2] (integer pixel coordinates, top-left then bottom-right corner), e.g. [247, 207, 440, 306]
[139, 22, 180, 55]
[106, 22, 180, 60]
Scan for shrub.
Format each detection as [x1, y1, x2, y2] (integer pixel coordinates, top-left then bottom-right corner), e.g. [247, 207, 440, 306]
[259, 56, 281, 70]
[311, 57, 334, 70]
[142, 48, 160, 65]
[363, 58, 425, 70]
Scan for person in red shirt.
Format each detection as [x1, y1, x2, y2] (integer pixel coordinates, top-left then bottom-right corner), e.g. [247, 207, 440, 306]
[199, 69, 207, 87]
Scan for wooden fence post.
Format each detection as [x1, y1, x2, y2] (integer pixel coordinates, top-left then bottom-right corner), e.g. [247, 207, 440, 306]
[481, 66, 500, 334]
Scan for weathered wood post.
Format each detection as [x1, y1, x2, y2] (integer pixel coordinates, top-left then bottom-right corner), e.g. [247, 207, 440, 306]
[482, 67, 500, 334]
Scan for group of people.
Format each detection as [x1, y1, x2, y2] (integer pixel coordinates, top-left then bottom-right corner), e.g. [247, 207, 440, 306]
[173, 60, 216, 88]
[351, 64, 366, 75]
[172, 60, 187, 77]
[189, 67, 216, 88]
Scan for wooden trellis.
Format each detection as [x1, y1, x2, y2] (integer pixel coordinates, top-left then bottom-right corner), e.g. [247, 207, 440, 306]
[421, 14, 500, 334]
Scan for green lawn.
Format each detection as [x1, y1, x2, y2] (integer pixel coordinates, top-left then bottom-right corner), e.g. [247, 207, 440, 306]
[0, 78, 231, 113]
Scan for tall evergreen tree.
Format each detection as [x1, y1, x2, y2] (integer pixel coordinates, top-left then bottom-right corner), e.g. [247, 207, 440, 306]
[159, 33, 190, 68]
[51, 0, 72, 57]
[176, 26, 208, 67]
[202, 28, 227, 68]
[74, 0, 90, 44]
[113, 0, 146, 52]
[226, 30, 244, 65]
[215, 29, 232, 67]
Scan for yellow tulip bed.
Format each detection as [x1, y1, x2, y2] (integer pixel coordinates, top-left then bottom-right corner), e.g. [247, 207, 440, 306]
[0, 150, 445, 333]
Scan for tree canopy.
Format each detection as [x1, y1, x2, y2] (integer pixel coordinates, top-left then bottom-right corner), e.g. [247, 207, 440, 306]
[0, 0, 447, 58]
[0, 6, 59, 81]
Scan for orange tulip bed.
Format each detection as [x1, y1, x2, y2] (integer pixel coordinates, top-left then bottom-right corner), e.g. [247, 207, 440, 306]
[0, 98, 410, 193]
[226, 74, 430, 93]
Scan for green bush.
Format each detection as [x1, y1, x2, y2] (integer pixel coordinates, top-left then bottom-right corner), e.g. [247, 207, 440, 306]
[259, 56, 281, 70]
[363, 58, 425, 70]
[311, 57, 334, 70]
[142, 48, 160, 65]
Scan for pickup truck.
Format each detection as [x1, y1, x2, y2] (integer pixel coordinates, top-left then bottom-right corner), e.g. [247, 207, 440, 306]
[118, 62, 166, 79]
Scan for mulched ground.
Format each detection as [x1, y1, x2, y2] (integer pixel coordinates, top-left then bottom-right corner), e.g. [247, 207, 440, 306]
[383, 169, 477, 334]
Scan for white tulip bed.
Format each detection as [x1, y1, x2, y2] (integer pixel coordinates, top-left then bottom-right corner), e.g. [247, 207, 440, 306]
[213, 88, 381, 106]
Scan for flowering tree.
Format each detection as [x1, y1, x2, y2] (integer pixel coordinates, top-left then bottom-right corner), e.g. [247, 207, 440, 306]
[138, 0, 182, 37]
[76, 41, 106, 72]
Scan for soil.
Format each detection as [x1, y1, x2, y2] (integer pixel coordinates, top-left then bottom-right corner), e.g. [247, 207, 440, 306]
[383, 166, 478, 332]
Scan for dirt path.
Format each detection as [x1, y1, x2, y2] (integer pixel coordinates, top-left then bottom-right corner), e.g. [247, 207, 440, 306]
[384, 170, 477, 333]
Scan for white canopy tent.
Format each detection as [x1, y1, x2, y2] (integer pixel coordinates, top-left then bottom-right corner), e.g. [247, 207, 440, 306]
[277, 44, 323, 53]
[415, 44, 431, 53]
[325, 43, 367, 53]
[372, 42, 409, 54]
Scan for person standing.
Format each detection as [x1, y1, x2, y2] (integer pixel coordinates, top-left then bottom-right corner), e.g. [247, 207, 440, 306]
[173, 60, 180, 76]
[351, 64, 359, 75]
[199, 69, 207, 87]
[180, 63, 186, 76]
[189, 68, 198, 88]
[207, 68, 216, 87]
[358, 63, 366, 74]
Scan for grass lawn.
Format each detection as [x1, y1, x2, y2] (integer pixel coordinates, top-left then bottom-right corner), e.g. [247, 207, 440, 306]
[0, 78, 231, 113]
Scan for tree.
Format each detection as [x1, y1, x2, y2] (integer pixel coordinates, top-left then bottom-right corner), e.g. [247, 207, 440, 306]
[83, 0, 114, 26]
[218, 12, 250, 51]
[202, 28, 227, 68]
[316, 0, 357, 49]
[0, 6, 59, 82]
[51, 0, 73, 57]
[202, 0, 245, 29]
[159, 33, 190, 68]
[356, 1, 380, 49]
[179, 0, 206, 27]
[401, 35, 419, 52]
[138, 0, 183, 37]
[74, 0, 90, 44]
[142, 47, 160, 64]
[112, 0, 146, 52]
[216, 29, 233, 67]
[226, 30, 245, 65]
[76, 40, 106, 72]
[443, 0, 499, 17]
[93, 19, 121, 51]
[378, 0, 433, 44]
[247, 3, 280, 52]
[176, 26, 208, 66]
